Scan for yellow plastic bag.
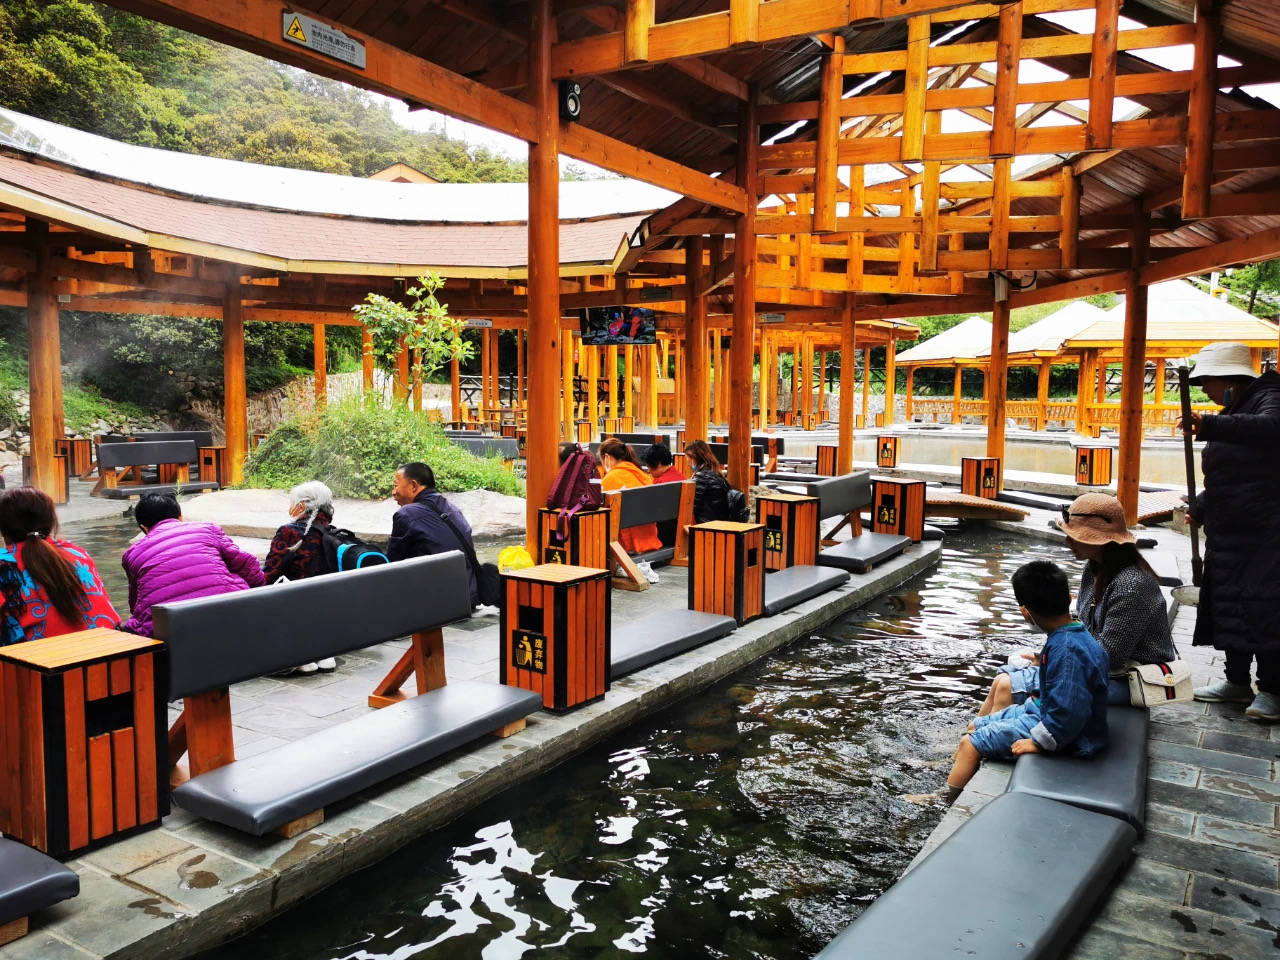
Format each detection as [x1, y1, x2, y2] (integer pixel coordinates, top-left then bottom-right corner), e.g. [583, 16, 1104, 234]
[497, 545, 535, 573]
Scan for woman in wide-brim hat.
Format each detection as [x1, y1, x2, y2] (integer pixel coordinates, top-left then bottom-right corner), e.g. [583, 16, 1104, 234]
[1178, 341, 1280, 722]
[977, 493, 1175, 713]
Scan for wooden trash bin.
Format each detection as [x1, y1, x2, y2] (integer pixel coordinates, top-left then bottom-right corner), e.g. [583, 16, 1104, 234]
[0, 629, 168, 858]
[198, 445, 228, 486]
[688, 521, 765, 625]
[536, 507, 609, 568]
[755, 492, 820, 571]
[815, 444, 837, 476]
[22, 454, 70, 505]
[872, 478, 926, 543]
[575, 421, 593, 442]
[876, 435, 899, 468]
[961, 457, 1001, 499]
[875, 413, 885, 428]
[56, 438, 93, 477]
[499, 564, 610, 713]
[1074, 445, 1113, 486]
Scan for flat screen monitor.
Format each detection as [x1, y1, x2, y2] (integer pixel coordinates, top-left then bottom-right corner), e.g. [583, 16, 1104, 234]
[581, 306, 657, 346]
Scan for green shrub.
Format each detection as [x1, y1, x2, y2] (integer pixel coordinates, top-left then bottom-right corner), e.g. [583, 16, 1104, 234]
[243, 395, 524, 499]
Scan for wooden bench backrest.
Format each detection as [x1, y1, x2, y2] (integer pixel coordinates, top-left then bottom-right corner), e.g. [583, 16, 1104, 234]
[154, 553, 471, 700]
[804, 471, 873, 520]
[97, 440, 198, 470]
[707, 443, 765, 467]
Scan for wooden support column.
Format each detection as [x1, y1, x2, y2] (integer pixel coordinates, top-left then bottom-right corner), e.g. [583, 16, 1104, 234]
[1153, 356, 1167, 406]
[674, 338, 684, 428]
[527, 0, 560, 549]
[1087, 0, 1120, 150]
[814, 35, 844, 233]
[1118, 212, 1151, 526]
[413, 349, 423, 412]
[223, 287, 248, 485]
[561, 334, 575, 437]
[587, 343, 600, 429]
[481, 329, 493, 412]
[450, 355, 461, 420]
[648, 344, 659, 427]
[991, 2, 1022, 160]
[1182, 0, 1218, 219]
[902, 15, 929, 162]
[516, 329, 525, 411]
[757, 331, 770, 431]
[921, 112, 942, 272]
[25, 232, 59, 497]
[861, 347, 871, 427]
[883, 340, 897, 425]
[1076, 350, 1096, 436]
[624, 0, 653, 64]
[952, 365, 963, 424]
[624, 345, 634, 417]
[1037, 358, 1052, 429]
[987, 298, 1010, 479]
[637, 347, 652, 427]
[313, 323, 327, 407]
[362, 327, 375, 393]
[817, 350, 827, 423]
[991, 157, 1012, 269]
[608, 344, 619, 420]
[394, 340, 409, 403]
[729, 88, 759, 491]
[837, 299, 856, 473]
[904, 366, 915, 420]
[1060, 170, 1080, 269]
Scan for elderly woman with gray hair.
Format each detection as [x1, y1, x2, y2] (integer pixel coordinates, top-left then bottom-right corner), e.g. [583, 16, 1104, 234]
[264, 480, 337, 673]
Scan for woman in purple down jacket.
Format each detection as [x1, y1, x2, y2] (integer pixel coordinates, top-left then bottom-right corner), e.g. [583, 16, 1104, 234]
[121, 493, 264, 637]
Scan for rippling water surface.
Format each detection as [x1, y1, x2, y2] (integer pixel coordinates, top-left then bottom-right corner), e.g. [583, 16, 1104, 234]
[154, 526, 1076, 960]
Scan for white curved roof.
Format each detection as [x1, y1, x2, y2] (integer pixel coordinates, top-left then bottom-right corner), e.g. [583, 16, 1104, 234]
[897, 315, 993, 364]
[977, 299, 1109, 358]
[0, 107, 678, 223]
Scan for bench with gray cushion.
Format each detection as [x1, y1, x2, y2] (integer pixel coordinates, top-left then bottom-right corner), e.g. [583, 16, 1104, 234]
[610, 608, 737, 679]
[816, 791, 1137, 960]
[762, 565, 849, 615]
[155, 552, 543, 836]
[0, 838, 79, 937]
[707, 442, 765, 467]
[606, 480, 692, 567]
[804, 474, 910, 573]
[604, 431, 669, 448]
[1007, 705, 1150, 835]
[998, 489, 1073, 512]
[1141, 548, 1181, 587]
[94, 440, 220, 499]
[450, 436, 521, 460]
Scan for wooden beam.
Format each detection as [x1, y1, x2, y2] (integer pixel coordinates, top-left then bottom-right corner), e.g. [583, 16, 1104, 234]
[1087, 0, 1120, 150]
[814, 36, 845, 233]
[685, 237, 708, 443]
[1140, 225, 1280, 285]
[902, 15, 930, 162]
[990, 1, 1022, 159]
[1182, 0, 1218, 219]
[729, 89, 759, 492]
[223, 286, 247, 485]
[551, 0, 988, 78]
[1118, 211, 1150, 527]
[528, 0, 561, 550]
[624, 0, 653, 64]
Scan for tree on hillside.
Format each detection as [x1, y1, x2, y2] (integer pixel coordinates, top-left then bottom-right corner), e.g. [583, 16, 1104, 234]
[1221, 259, 1280, 318]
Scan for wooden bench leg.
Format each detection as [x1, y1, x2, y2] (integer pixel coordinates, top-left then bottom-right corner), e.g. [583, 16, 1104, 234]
[184, 689, 235, 778]
[274, 809, 324, 838]
[608, 541, 649, 592]
[491, 718, 525, 738]
[369, 629, 445, 708]
[0, 917, 28, 947]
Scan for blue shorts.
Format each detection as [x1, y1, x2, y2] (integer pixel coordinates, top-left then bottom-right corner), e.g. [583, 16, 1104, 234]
[969, 701, 1041, 760]
[998, 663, 1040, 704]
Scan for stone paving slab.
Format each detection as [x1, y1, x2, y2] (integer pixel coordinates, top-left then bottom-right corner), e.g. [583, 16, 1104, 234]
[14, 537, 942, 958]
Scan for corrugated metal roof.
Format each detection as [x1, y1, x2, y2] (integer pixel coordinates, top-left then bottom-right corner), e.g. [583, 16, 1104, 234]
[897, 315, 993, 364]
[0, 107, 678, 223]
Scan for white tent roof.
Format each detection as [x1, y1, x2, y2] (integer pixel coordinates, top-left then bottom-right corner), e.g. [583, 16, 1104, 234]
[1074, 280, 1280, 346]
[976, 300, 1110, 358]
[897, 315, 993, 364]
[0, 107, 678, 223]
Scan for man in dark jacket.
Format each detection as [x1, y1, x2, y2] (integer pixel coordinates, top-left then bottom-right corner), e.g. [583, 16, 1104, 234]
[388, 462, 478, 607]
[1179, 342, 1280, 722]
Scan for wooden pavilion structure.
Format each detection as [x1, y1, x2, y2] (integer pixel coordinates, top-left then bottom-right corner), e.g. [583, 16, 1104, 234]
[895, 314, 994, 422]
[9, 0, 1280, 532]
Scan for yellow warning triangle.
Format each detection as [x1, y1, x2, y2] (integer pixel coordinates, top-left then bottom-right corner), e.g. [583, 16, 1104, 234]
[286, 16, 307, 42]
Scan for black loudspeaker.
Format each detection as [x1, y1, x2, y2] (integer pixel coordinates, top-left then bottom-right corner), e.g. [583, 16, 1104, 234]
[559, 80, 582, 121]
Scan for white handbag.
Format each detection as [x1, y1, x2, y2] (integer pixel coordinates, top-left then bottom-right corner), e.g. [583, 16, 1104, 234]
[1126, 661, 1193, 707]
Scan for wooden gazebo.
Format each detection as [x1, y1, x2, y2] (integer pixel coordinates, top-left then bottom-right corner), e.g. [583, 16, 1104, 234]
[8, 0, 1280, 531]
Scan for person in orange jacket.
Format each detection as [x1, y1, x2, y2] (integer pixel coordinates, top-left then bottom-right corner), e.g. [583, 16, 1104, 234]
[599, 438, 662, 554]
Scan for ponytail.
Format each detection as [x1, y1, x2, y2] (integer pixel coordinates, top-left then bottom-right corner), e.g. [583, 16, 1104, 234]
[0, 487, 86, 623]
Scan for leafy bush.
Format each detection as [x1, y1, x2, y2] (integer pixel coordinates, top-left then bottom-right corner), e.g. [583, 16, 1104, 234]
[244, 396, 523, 499]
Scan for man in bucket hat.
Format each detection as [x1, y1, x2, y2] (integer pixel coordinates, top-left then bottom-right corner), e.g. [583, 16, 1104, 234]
[1179, 342, 1280, 722]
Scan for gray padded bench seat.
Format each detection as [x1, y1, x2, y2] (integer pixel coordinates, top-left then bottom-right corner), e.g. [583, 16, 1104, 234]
[1007, 705, 1149, 834]
[816, 531, 910, 574]
[1142, 549, 1181, 586]
[816, 791, 1137, 960]
[172, 680, 543, 835]
[610, 608, 736, 679]
[763, 565, 849, 615]
[96, 440, 220, 498]
[0, 837, 79, 927]
[998, 489, 1072, 512]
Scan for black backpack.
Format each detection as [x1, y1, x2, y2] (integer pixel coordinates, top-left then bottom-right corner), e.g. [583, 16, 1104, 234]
[726, 489, 750, 523]
[312, 527, 389, 575]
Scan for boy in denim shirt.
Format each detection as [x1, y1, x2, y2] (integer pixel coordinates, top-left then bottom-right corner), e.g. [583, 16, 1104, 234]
[908, 559, 1111, 806]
